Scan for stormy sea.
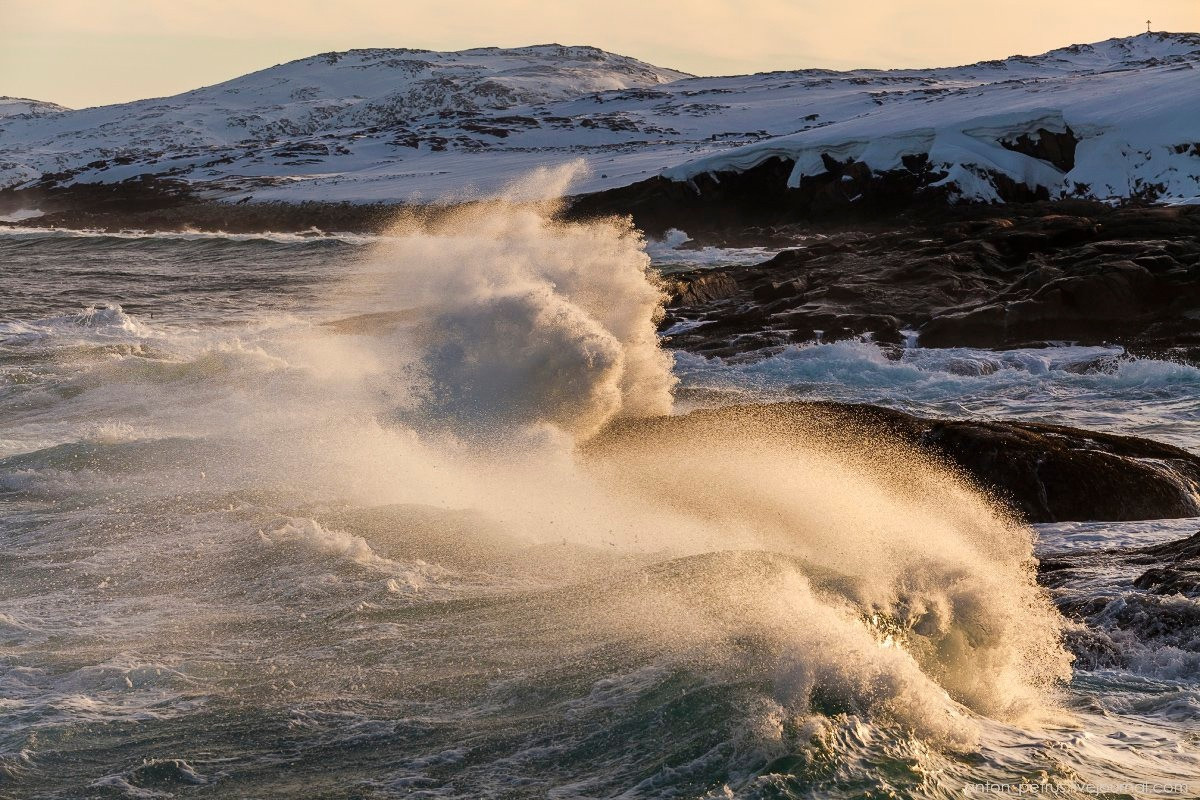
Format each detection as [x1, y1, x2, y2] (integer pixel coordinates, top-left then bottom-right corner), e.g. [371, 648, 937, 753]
[2, 188, 1199, 798]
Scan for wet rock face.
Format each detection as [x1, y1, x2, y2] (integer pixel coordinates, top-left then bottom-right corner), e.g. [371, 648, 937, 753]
[593, 401, 1200, 524]
[1130, 532, 1200, 596]
[656, 205, 1200, 362]
[661, 272, 739, 306]
[914, 417, 1200, 523]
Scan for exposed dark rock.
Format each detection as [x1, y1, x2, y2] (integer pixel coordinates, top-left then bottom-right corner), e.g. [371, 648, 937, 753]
[998, 127, 1078, 172]
[592, 401, 1200, 523]
[1124, 531, 1200, 596]
[1132, 564, 1200, 596]
[653, 205, 1200, 361]
[918, 255, 1194, 349]
[662, 272, 740, 306]
[914, 416, 1200, 523]
[566, 155, 956, 236]
[565, 142, 1096, 238]
[1130, 530, 1200, 562]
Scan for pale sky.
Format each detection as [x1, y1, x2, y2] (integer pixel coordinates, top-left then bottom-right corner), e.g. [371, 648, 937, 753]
[3, 0, 1197, 109]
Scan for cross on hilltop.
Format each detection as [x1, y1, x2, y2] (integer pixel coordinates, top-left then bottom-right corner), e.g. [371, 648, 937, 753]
[1147, 19, 1152, 33]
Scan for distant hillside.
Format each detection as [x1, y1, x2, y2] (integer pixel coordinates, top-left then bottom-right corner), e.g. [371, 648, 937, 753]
[2, 34, 1199, 216]
[0, 96, 70, 119]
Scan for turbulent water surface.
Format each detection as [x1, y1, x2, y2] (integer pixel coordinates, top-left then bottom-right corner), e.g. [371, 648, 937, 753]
[2, 212, 1199, 799]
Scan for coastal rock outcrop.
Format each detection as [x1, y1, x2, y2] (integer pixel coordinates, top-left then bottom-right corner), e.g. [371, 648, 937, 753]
[592, 402, 1200, 523]
[659, 205, 1200, 363]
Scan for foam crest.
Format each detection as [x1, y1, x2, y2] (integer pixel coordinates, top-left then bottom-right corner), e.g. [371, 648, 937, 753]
[0, 302, 154, 344]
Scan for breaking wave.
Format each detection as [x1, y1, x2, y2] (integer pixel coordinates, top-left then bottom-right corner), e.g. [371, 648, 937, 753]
[6, 167, 1176, 797]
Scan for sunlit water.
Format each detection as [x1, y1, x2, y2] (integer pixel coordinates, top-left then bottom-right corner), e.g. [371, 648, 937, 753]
[1, 220, 1198, 799]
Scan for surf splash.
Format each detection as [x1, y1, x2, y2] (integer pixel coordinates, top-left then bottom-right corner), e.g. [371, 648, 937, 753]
[339, 164, 675, 440]
[212, 170, 1070, 733]
[0, 169, 1086, 795]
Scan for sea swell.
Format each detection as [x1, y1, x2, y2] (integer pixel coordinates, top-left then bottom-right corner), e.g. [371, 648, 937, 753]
[1, 176, 1198, 797]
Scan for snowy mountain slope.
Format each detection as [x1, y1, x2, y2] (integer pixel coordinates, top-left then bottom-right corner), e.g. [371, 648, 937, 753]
[0, 45, 688, 191]
[0, 97, 70, 119]
[1, 33, 1198, 206]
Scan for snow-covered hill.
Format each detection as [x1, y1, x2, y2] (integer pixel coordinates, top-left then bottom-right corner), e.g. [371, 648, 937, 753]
[0, 97, 70, 119]
[2, 34, 1199, 206]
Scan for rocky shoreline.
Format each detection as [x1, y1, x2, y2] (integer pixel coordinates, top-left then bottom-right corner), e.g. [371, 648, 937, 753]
[659, 203, 1200, 364]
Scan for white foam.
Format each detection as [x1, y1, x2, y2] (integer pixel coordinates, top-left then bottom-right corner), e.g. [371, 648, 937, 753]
[676, 340, 1200, 450]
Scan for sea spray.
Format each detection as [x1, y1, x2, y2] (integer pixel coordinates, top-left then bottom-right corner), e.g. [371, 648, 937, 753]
[0, 171, 1082, 797]
[309, 171, 1072, 745]
[337, 162, 675, 439]
[584, 407, 1072, 739]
